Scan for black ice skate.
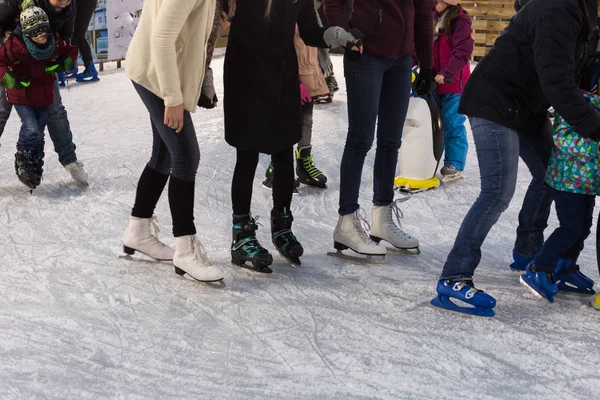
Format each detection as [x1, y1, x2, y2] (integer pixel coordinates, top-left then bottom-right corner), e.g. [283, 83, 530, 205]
[296, 147, 327, 188]
[271, 208, 304, 266]
[15, 150, 43, 191]
[326, 75, 339, 92]
[231, 215, 273, 274]
[262, 162, 299, 194]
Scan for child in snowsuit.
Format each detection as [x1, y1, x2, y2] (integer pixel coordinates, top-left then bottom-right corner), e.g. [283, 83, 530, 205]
[263, 25, 330, 191]
[433, 0, 473, 181]
[0, 6, 77, 189]
[520, 92, 599, 303]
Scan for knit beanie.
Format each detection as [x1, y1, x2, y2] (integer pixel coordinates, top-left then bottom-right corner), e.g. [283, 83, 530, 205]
[20, 6, 51, 37]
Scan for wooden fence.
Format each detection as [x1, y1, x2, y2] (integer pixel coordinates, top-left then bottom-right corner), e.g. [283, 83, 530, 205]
[461, 1, 516, 58]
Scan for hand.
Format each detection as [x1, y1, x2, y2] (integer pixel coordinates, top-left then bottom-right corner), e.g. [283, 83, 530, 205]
[219, 10, 230, 31]
[44, 57, 74, 74]
[324, 26, 362, 50]
[434, 74, 446, 85]
[198, 93, 218, 109]
[2, 71, 30, 90]
[416, 68, 435, 96]
[164, 105, 184, 133]
[300, 83, 312, 105]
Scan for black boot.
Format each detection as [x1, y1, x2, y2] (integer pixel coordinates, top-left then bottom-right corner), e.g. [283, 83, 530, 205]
[296, 146, 327, 188]
[326, 74, 339, 92]
[271, 208, 303, 266]
[15, 150, 43, 190]
[231, 214, 273, 273]
[263, 162, 299, 194]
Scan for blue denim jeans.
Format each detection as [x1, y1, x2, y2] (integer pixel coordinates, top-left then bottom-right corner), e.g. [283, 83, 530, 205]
[441, 117, 554, 280]
[434, 93, 468, 171]
[339, 53, 412, 215]
[15, 105, 50, 160]
[533, 190, 595, 273]
[0, 81, 77, 165]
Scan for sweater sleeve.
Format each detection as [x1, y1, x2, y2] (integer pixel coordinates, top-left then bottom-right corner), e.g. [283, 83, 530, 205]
[151, 0, 198, 107]
[414, 0, 434, 69]
[0, 0, 19, 41]
[0, 38, 13, 78]
[441, 17, 473, 78]
[297, 0, 327, 48]
[323, 0, 349, 31]
[57, 2, 76, 42]
[532, 8, 600, 139]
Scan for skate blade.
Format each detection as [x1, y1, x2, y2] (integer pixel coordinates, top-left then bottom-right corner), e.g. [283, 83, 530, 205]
[118, 254, 170, 264]
[277, 252, 301, 267]
[174, 267, 226, 287]
[231, 260, 273, 274]
[441, 174, 463, 184]
[395, 186, 433, 194]
[386, 246, 420, 256]
[430, 295, 495, 318]
[556, 285, 596, 296]
[326, 250, 386, 264]
[519, 276, 553, 303]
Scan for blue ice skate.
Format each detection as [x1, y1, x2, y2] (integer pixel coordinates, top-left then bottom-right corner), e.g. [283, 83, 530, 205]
[553, 259, 595, 295]
[76, 62, 99, 83]
[520, 265, 558, 303]
[510, 251, 533, 272]
[431, 280, 496, 317]
[57, 72, 66, 87]
[65, 66, 78, 79]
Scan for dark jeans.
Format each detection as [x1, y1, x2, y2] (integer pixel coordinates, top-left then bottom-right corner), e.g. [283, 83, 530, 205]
[441, 117, 554, 280]
[132, 81, 200, 237]
[72, 0, 97, 64]
[339, 52, 412, 215]
[533, 189, 595, 273]
[232, 148, 294, 216]
[0, 81, 77, 165]
[14, 105, 50, 160]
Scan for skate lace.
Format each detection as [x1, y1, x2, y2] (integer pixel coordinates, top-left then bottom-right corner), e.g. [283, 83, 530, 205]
[301, 155, 323, 178]
[388, 198, 413, 240]
[353, 208, 376, 244]
[190, 236, 212, 266]
[448, 280, 480, 299]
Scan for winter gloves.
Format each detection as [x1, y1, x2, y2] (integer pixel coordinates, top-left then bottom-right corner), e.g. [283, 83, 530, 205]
[45, 56, 74, 74]
[3, 71, 30, 89]
[415, 68, 435, 96]
[198, 67, 218, 109]
[323, 27, 364, 61]
[300, 83, 312, 105]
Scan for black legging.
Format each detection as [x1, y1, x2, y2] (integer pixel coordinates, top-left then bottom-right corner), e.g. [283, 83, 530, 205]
[232, 148, 294, 216]
[71, 0, 97, 64]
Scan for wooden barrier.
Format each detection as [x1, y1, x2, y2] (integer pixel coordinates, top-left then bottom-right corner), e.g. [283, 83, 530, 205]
[461, 1, 516, 58]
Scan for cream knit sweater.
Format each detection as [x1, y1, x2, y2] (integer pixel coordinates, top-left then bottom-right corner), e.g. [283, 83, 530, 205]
[125, 0, 215, 113]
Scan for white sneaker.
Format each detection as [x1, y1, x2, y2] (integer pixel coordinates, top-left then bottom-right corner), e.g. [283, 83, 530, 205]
[173, 235, 224, 282]
[370, 199, 419, 250]
[64, 160, 89, 184]
[122, 216, 175, 260]
[333, 209, 386, 255]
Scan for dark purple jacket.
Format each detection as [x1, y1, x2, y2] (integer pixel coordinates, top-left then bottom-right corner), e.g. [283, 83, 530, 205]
[323, 0, 433, 68]
[434, 9, 473, 94]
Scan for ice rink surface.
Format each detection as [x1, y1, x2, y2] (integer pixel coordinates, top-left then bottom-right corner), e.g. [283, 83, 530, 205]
[0, 54, 598, 399]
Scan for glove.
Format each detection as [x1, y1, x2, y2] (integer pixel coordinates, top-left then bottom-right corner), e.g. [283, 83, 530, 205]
[3, 71, 30, 90]
[45, 56, 74, 74]
[300, 83, 312, 105]
[323, 26, 363, 52]
[198, 67, 218, 109]
[415, 68, 435, 96]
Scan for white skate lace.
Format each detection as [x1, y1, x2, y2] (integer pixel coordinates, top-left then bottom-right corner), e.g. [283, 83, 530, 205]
[354, 208, 377, 244]
[388, 198, 413, 240]
[190, 236, 212, 267]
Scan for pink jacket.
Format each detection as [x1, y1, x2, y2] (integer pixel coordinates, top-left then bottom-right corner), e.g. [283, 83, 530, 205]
[294, 26, 329, 97]
[434, 9, 474, 95]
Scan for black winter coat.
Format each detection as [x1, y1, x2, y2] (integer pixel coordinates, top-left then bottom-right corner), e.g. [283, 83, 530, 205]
[459, 0, 600, 139]
[223, 0, 327, 154]
[0, 0, 76, 42]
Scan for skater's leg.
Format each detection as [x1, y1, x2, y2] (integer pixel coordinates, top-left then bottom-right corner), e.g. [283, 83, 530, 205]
[533, 190, 592, 272]
[73, 0, 97, 65]
[513, 118, 554, 258]
[15, 105, 42, 153]
[441, 118, 520, 280]
[564, 194, 596, 262]
[339, 54, 386, 215]
[297, 102, 313, 149]
[373, 54, 412, 207]
[46, 80, 77, 165]
[440, 94, 468, 171]
[0, 86, 13, 140]
[271, 147, 295, 211]
[232, 149, 259, 216]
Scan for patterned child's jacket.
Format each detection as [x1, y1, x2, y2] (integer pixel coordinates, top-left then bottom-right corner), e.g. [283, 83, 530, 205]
[546, 92, 600, 195]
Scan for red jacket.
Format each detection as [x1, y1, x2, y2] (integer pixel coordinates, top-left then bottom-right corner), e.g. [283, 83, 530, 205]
[324, 0, 433, 68]
[434, 9, 474, 95]
[0, 33, 77, 106]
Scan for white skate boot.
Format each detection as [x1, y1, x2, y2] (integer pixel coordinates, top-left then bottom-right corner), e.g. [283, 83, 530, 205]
[64, 160, 89, 185]
[173, 235, 224, 282]
[370, 199, 420, 255]
[328, 209, 386, 263]
[122, 216, 175, 261]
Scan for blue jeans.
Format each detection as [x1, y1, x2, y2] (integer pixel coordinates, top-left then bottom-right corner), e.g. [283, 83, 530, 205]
[15, 105, 50, 160]
[441, 117, 554, 280]
[533, 190, 595, 273]
[0, 81, 77, 165]
[339, 53, 412, 215]
[435, 93, 468, 170]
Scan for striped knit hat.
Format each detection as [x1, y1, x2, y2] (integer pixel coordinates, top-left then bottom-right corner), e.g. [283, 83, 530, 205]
[20, 6, 51, 37]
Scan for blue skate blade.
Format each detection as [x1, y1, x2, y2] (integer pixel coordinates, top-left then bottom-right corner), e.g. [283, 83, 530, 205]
[430, 295, 495, 317]
[519, 275, 554, 303]
[556, 281, 596, 295]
